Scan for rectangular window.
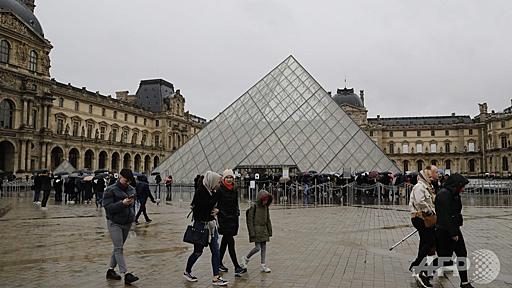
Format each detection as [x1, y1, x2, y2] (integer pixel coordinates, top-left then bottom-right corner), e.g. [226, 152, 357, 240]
[132, 133, 138, 144]
[431, 130, 435, 136]
[417, 130, 421, 137]
[87, 124, 93, 138]
[113, 111, 117, 119]
[389, 143, 394, 154]
[369, 130, 374, 137]
[155, 135, 160, 146]
[445, 142, 450, 153]
[124, 113, 128, 121]
[72, 121, 79, 136]
[100, 126, 106, 140]
[89, 105, 93, 114]
[59, 98, 64, 108]
[102, 108, 106, 117]
[134, 116, 138, 124]
[469, 129, 473, 135]
[468, 142, 475, 152]
[156, 120, 160, 127]
[430, 143, 437, 153]
[31, 110, 37, 129]
[144, 118, 147, 125]
[57, 119, 64, 134]
[403, 131, 407, 137]
[502, 136, 508, 148]
[122, 131, 128, 143]
[402, 143, 409, 153]
[502, 121, 506, 128]
[74, 101, 79, 111]
[445, 130, 449, 136]
[112, 129, 118, 142]
[416, 143, 423, 153]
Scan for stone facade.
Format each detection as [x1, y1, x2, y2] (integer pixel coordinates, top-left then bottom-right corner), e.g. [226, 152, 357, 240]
[0, 1, 205, 176]
[334, 88, 512, 177]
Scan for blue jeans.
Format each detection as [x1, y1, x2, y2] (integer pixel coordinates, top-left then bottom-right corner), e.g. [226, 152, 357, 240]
[33, 190, 40, 202]
[185, 221, 220, 276]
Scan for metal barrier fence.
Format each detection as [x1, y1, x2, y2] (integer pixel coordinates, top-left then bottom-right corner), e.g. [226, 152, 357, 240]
[2, 180, 511, 208]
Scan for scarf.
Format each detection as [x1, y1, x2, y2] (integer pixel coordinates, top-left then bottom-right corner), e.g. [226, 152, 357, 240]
[223, 178, 234, 190]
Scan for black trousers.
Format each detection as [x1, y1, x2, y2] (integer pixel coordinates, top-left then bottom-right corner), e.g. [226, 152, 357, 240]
[41, 189, 51, 207]
[55, 188, 63, 202]
[135, 202, 150, 222]
[219, 234, 241, 269]
[429, 229, 468, 283]
[410, 217, 436, 272]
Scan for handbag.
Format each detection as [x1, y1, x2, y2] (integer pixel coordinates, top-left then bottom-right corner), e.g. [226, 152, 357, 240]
[421, 212, 437, 228]
[183, 223, 209, 247]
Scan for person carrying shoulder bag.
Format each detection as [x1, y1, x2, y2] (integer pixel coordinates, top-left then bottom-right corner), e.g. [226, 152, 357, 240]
[408, 165, 438, 288]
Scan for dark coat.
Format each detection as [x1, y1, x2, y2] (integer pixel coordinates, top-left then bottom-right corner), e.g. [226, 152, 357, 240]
[33, 175, 41, 191]
[103, 182, 136, 225]
[217, 184, 240, 236]
[136, 181, 155, 204]
[246, 190, 272, 243]
[191, 176, 219, 222]
[40, 175, 52, 191]
[53, 178, 63, 192]
[93, 178, 106, 193]
[435, 173, 469, 237]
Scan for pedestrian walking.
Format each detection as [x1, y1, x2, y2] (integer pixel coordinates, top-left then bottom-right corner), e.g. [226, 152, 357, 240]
[242, 189, 273, 273]
[427, 173, 473, 288]
[409, 165, 438, 287]
[84, 179, 93, 204]
[40, 172, 52, 209]
[183, 171, 228, 286]
[165, 175, 173, 201]
[134, 175, 156, 224]
[93, 177, 106, 208]
[217, 169, 247, 277]
[53, 175, 63, 202]
[33, 173, 41, 204]
[103, 168, 139, 285]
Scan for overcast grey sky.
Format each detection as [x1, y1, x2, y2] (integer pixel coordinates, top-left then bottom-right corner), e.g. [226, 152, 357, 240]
[36, 0, 511, 120]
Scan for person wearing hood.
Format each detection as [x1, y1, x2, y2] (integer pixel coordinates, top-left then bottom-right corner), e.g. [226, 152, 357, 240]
[429, 173, 473, 288]
[184, 171, 228, 286]
[217, 169, 247, 277]
[408, 165, 438, 288]
[242, 189, 273, 273]
[102, 168, 139, 285]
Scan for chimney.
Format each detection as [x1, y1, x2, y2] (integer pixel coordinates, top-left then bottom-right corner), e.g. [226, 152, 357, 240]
[359, 90, 365, 106]
[377, 114, 380, 119]
[451, 112, 455, 116]
[115, 91, 129, 101]
[21, 0, 36, 12]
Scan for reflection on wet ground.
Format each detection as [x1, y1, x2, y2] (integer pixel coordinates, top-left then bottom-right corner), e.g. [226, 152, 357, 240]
[1, 197, 511, 287]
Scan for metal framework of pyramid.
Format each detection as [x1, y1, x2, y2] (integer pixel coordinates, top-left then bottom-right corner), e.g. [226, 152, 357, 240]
[155, 56, 399, 182]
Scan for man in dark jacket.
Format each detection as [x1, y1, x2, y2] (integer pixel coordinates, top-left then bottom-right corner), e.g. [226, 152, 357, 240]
[33, 173, 41, 204]
[40, 172, 52, 209]
[428, 173, 473, 288]
[103, 168, 139, 285]
[93, 177, 106, 208]
[134, 175, 156, 224]
[53, 176, 63, 202]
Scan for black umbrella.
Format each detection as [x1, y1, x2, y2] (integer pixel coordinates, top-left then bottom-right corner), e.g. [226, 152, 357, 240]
[93, 173, 109, 179]
[94, 169, 109, 174]
[151, 171, 160, 176]
[54, 171, 69, 176]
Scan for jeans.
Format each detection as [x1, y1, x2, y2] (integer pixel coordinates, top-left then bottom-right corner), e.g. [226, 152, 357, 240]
[33, 190, 40, 202]
[185, 221, 220, 276]
[107, 220, 131, 273]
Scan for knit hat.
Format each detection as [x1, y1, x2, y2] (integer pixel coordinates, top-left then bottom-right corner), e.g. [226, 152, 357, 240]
[222, 169, 235, 178]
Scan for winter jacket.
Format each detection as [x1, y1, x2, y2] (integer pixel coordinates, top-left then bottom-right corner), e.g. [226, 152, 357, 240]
[409, 172, 435, 216]
[435, 173, 469, 237]
[217, 183, 240, 236]
[246, 190, 273, 243]
[40, 175, 52, 191]
[103, 181, 136, 225]
[93, 178, 106, 193]
[136, 181, 155, 204]
[191, 176, 219, 222]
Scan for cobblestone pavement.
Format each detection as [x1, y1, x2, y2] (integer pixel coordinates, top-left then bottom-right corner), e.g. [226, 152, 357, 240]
[0, 197, 511, 288]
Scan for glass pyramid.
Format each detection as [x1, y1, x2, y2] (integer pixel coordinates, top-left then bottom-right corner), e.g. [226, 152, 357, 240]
[154, 56, 399, 182]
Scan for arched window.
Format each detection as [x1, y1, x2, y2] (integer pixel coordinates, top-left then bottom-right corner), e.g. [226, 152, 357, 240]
[0, 99, 14, 128]
[445, 160, 451, 170]
[28, 50, 37, 72]
[403, 160, 409, 172]
[0, 40, 10, 63]
[417, 160, 424, 171]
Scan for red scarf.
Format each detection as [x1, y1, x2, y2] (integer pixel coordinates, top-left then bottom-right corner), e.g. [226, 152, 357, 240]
[223, 179, 234, 190]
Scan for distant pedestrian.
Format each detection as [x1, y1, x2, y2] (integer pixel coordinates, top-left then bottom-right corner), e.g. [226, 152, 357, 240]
[64, 177, 75, 204]
[183, 171, 228, 286]
[40, 172, 52, 209]
[33, 173, 41, 204]
[242, 190, 273, 273]
[103, 168, 139, 285]
[134, 175, 156, 224]
[93, 177, 106, 208]
[165, 175, 173, 201]
[53, 176, 63, 202]
[84, 180, 93, 204]
[217, 169, 247, 277]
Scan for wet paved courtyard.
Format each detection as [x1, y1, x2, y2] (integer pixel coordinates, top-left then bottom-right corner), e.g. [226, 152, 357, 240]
[1, 197, 511, 288]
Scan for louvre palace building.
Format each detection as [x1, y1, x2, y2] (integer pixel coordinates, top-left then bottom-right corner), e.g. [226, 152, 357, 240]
[0, 0, 205, 176]
[1, 0, 511, 179]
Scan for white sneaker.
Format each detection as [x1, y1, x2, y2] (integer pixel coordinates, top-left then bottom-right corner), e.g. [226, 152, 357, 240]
[260, 264, 271, 273]
[241, 256, 249, 268]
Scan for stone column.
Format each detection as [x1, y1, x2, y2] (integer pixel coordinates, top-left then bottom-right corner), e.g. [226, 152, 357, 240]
[22, 99, 28, 126]
[26, 140, 32, 172]
[19, 140, 26, 171]
[94, 149, 99, 171]
[41, 142, 47, 169]
[27, 100, 32, 127]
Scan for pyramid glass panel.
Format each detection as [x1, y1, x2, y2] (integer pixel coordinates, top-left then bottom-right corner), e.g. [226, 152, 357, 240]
[154, 56, 399, 181]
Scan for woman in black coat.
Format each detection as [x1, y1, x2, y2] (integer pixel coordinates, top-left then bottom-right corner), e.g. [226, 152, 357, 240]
[217, 169, 247, 276]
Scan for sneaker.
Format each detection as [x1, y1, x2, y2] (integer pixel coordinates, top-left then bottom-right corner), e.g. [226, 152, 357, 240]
[460, 283, 475, 288]
[146, 219, 152, 223]
[235, 267, 247, 277]
[241, 256, 249, 268]
[106, 269, 121, 280]
[124, 272, 139, 285]
[183, 271, 197, 282]
[219, 264, 228, 273]
[260, 264, 271, 273]
[212, 277, 228, 286]
[134, 221, 140, 225]
[415, 272, 432, 288]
